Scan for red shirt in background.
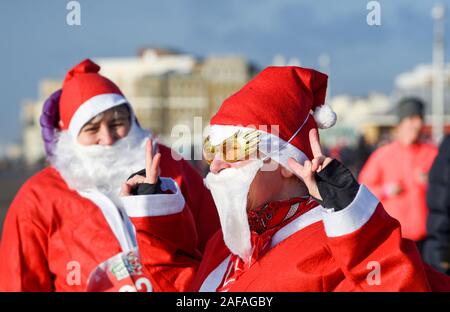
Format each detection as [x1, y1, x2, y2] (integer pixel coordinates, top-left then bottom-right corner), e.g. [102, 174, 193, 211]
[359, 140, 438, 241]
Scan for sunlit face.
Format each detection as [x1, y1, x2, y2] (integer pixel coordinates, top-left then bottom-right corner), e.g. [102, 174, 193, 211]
[77, 104, 131, 146]
[396, 115, 423, 145]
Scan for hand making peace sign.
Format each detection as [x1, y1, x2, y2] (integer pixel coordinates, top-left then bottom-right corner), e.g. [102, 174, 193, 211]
[120, 139, 161, 196]
[288, 128, 334, 201]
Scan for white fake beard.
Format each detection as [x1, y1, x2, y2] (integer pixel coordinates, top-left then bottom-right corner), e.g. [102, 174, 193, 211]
[49, 124, 150, 206]
[204, 160, 263, 263]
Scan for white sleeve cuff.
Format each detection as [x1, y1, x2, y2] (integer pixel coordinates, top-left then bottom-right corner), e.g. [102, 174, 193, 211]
[321, 184, 379, 237]
[120, 177, 186, 217]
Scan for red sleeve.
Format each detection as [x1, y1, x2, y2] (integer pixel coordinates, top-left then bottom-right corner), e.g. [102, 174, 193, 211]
[0, 185, 53, 291]
[121, 178, 201, 292]
[158, 145, 220, 253]
[358, 150, 387, 201]
[322, 185, 432, 291]
[422, 263, 450, 292]
[130, 211, 201, 292]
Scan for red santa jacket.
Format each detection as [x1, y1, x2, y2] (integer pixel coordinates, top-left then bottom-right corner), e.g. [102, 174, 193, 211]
[0, 144, 219, 291]
[126, 184, 450, 292]
[359, 141, 437, 241]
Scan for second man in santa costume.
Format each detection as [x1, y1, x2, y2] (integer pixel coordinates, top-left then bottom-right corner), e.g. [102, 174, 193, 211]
[0, 59, 220, 292]
[122, 66, 450, 291]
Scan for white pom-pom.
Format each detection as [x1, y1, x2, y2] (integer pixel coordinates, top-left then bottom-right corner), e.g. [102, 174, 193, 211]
[313, 104, 337, 129]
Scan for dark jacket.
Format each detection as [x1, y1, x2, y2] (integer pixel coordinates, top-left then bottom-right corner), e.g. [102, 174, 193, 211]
[424, 135, 450, 274]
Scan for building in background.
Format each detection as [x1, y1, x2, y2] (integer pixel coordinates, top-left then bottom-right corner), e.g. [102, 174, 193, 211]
[21, 53, 449, 167]
[21, 79, 61, 166]
[323, 63, 450, 150]
[393, 63, 450, 141]
[21, 49, 255, 166]
[394, 63, 450, 116]
[323, 93, 395, 147]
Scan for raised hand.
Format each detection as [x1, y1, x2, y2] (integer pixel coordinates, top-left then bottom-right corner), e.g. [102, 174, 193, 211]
[120, 139, 161, 196]
[287, 128, 333, 200]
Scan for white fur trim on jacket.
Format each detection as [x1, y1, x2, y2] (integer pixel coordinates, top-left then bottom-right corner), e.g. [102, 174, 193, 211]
[78, 190, 137, 252]
[199, 205, 324, 292]
[121, 177, 186, 218]
[199, 255, 231, 292]
[271, 206, 323, 247]
[321, 184, 379, 237]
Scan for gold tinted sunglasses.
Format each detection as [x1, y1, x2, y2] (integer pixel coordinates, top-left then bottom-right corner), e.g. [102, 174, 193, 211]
[203, 129, 261, 164]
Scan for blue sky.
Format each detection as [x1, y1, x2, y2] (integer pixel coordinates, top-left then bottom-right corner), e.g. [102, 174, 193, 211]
[0, 0, 449, 146]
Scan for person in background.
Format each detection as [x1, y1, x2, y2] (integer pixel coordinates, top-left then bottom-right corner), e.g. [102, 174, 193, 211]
[353, 134, 375, 175]
[359, 98, 437, 251]
[0, 59, 219, 291]
[423, 134, 450, 275]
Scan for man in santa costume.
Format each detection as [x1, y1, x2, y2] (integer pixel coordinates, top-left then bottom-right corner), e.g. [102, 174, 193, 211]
[122, 66, 450, 291]
[0, 59, 219, 291]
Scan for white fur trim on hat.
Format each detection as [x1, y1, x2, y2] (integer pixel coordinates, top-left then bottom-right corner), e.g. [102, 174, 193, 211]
[313, 104, 337, 129]
[69, 93, 128, 136]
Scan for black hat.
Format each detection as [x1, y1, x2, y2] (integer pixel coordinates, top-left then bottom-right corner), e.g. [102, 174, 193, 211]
[396, 97, 425, 121]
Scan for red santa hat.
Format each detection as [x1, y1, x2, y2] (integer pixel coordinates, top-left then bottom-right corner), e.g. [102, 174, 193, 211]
[208, 66, 336, 168]
[59, 59, 129, 136]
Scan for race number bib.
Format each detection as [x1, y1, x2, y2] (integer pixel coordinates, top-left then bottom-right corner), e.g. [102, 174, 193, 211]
[86, 248, 152, 292]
